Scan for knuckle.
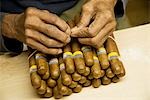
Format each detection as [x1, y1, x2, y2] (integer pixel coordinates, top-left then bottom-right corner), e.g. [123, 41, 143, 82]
[25, 38, 30, 44]
[26, 7, 36, 15]
[50, 14, 57, 23]
[88, 30, 97, 37]
[104, 11, 113, 20]
[113, 21, 117, 27]
[25, 29, 31, 37]
[91, 38, 99, 47]
[25, 16, 41, 28]
[82, 5, 93, 13]
[42, 10, 49, 13]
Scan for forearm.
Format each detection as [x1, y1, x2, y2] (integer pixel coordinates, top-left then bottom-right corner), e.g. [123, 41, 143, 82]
[0, 13, 23, 53]
[1, 13, 18, 39]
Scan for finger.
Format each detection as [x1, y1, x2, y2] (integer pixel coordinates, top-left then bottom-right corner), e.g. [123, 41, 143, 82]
[71, 27, 92, 37]
[77, 4, 94, 27]
[25, 29, 64, 48]
[26, 7, 70, 32]
[26, 38, 62, 55]
[88, 12, 111, 37]
[93, 21, 116, 44]
[25, 16, 71, 44]
[67, 20, 75, 28]
[78, 30, 113, 48]
[78, 21, 116, 48]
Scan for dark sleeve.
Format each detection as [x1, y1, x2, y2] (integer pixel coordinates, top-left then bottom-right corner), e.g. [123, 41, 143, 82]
[2, 35, 23, 53]
[0, 12, 23, 54]
[114, 0, 124, 17]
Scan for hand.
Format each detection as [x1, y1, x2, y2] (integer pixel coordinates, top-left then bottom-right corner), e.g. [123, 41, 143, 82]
[71, 0, 117, 48]
[2, 7, 71, 55]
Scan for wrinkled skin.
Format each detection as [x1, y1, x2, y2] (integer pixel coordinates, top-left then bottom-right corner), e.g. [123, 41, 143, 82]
[2, 7, 71, 55]
[71, 0, 117, 49]
[2, 0, 117, 54]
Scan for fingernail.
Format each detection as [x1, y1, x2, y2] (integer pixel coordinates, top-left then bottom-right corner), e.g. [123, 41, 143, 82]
[58, 49, 62, 54]
[66, 36, 71, 43]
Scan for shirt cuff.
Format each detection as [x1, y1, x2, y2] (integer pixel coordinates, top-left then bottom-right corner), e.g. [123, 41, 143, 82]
[2, 35, 23, 53]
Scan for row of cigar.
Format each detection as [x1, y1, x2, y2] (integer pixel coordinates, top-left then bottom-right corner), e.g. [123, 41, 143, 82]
[28, 36, 126, 99]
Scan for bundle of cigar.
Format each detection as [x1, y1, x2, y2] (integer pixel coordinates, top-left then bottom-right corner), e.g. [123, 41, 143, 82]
[28, 36, 125, 99]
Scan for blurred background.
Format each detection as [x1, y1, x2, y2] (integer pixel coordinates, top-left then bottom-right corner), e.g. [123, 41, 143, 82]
[117, 0, 150, 29]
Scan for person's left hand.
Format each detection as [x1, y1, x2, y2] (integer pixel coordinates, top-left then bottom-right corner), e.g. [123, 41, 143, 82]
[71, 0, 117, 48]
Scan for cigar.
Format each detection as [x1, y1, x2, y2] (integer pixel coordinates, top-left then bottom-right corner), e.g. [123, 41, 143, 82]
[91, 50, 101, 79]
[106, 68, 115, 78]
[97, 46, 110, 69]
[73, 84, 82, 93]
[47, 78, 56, 88]
[63, 44, 75, 74]
[37, 80, 47, 95]
[59, 57, 72, 86]
[49, 58, 60, 80]
[57, 76, 69, 96]
[42, 62, 50, 80]
[43, 87, 53, 98]
[53, 86, 63, 99]
[35, 53, 47, 75]
[83, 80, 92, 87]
[112, 76, 120, 83]
[81, 46, 94, 66]
[105, 37, 122, 75]
[101, 75, 111, 85]
[79, 76, 87, 84]
[29, 55, 41, 89]
[72, 40, 86, 74]
[92, 79, 101, 88]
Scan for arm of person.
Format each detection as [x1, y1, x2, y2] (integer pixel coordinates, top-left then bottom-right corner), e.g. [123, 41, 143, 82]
[71, 0, 128, 49]
[0, 12, 24, 54]
[1, 7, 71, 55]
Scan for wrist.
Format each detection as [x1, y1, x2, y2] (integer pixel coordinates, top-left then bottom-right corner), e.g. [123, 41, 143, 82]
[2, 14, 18, 39]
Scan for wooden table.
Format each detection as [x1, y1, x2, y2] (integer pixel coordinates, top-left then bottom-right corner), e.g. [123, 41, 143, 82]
[0, 24, 150, 100]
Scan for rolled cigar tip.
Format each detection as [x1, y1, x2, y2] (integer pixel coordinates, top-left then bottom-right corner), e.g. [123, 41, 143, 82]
[77, 65, 86, 73]
[112, 63, 121, 75]
[63, 78, 72, 86]
[86, 59, 94, 66]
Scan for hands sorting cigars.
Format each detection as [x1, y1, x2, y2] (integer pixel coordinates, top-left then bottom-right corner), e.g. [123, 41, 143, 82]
[28, 36, 126, 98]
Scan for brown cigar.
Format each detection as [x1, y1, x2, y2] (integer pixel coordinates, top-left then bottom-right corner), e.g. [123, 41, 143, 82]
[37, 80, 47, 95]
[106, 68, 115, 78]
[47, 78, 56, 88]
[81, 46, 94, 66]
[59, 57, 72, 86]
[83, 80, 92, 87]
[105, 37, 122, 75]
[42, 62, 50, 80]
[43, 87, 53, 98]
[53, 86, 63, 99]
[79, 76, 87, 84]
[91, 50, 101, 79]
[63, 44, 75, 74]
[101, 75, 111, 85]
[97, 46, 110, 69]
[72, 72, 82, 82]
[73, 84, 82, 93]
[35, 53, 47, 75]
[29, 55, 41, 89]
[72, 40, 86, 74]
[92, 79, 101, 88]
[49, 58, 60, 80]
[112, 76, 120, 83]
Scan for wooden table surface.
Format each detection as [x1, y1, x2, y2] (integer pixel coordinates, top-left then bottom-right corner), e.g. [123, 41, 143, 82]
[0, 24, 150, 100]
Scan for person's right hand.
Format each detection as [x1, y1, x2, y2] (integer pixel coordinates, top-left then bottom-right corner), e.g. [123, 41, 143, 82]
[2, 7, 71, 55]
